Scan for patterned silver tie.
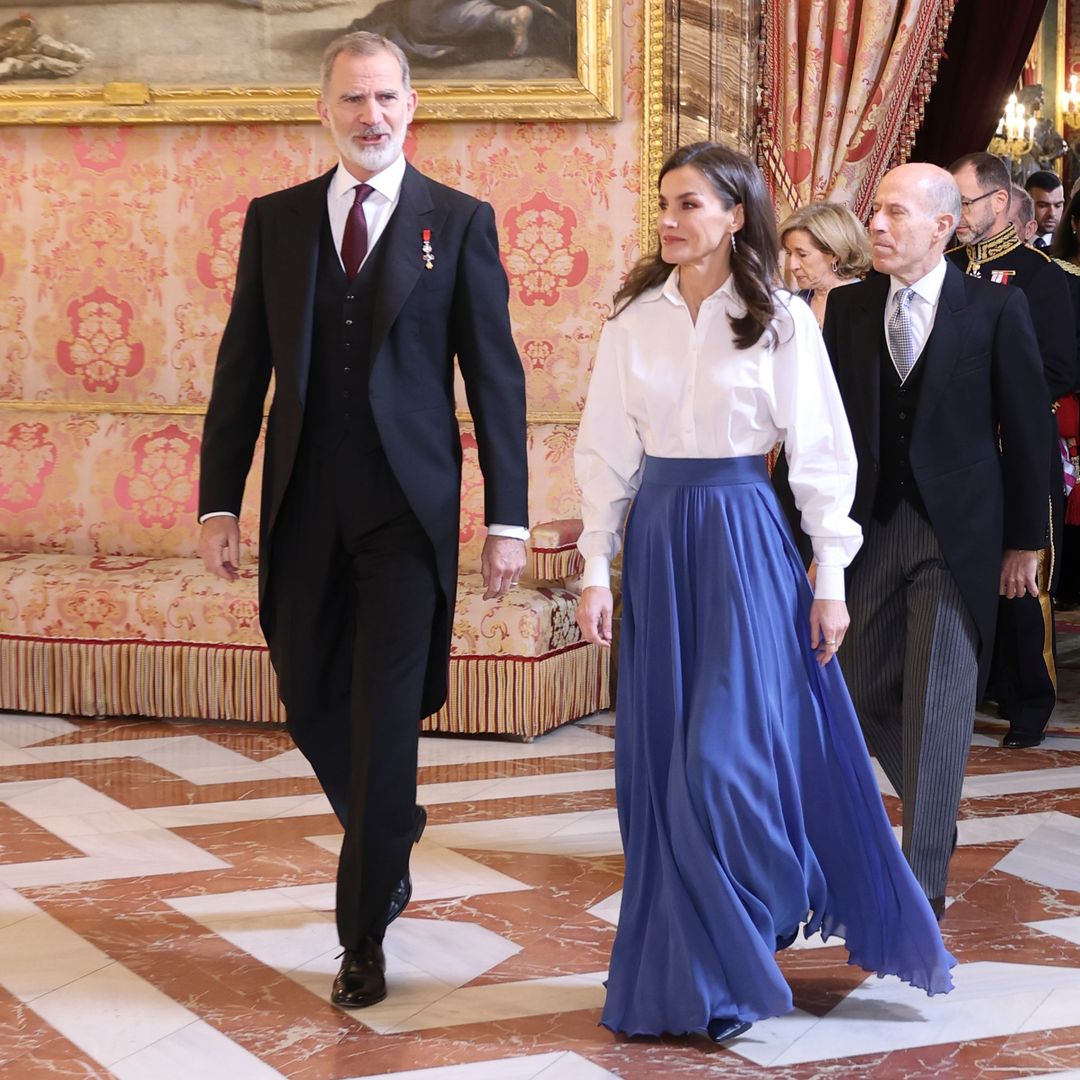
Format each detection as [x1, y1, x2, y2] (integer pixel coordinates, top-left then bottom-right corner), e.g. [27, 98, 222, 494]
[888, 286, 917, 381]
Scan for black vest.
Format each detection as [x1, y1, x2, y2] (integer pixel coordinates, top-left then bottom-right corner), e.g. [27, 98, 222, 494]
[874, 330, 929, 524]
[302, 211, 386, 454]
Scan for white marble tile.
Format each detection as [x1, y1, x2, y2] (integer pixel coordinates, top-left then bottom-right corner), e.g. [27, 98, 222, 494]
[416, 725, 613, 769]
[962, 765, 1080, 798]
[996, 812, 1080, 891]
[424, 809, 622, 857]
[384, 918, 521, 988]
[0, 714, 79, 746]
[1026, 916, 1080, 947]
[370, 1052, 618, 1080]
[277, 881, 337, 912]
[27, 734, 287, 786]
[0, 910, 113, 1001]
[0, 885, 38, 933]
[140, 793, 334, 829]
[955, 812, 1054, 846]
[870, 757, 898, 798]
[32, 962, 201, 1067]
[0, 779, 229, 888]
[586, 891, 621, 927]
[579, 711, 615, 728]
[257, 747, 316, 778]
[416, 769, 616, 807]
[0, 744, 37, 766]
[110, 1019, 284, 1080]
[384, 970, 607, 1033]
[731, 961, 1080, 1067]
[302, 837, 533, 903]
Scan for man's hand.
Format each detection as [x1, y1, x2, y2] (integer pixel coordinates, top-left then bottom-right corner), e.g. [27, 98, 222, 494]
[576, 585, 613, 646]
[199, 516, 241, 582]
[481, 535, 526, 599]
[1000, 548, 1039, 599]
[809, 598, 849, 667]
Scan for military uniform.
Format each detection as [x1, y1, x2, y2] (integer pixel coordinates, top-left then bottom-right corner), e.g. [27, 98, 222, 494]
[948, 225, 1077, 742]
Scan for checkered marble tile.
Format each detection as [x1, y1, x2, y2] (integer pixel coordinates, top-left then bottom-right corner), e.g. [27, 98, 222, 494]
[2, 635, 1080, 1079]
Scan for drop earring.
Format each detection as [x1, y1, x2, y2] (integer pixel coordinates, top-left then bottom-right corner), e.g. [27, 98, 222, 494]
[731, 233, 738, 254]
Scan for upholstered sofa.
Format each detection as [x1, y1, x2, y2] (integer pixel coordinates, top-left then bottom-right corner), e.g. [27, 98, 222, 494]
[0, 403, 609, 739]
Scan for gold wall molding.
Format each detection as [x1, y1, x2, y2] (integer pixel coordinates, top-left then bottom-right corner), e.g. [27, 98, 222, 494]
[0, 400, 581, 425]
[0, 0, 617, 124]
[639, 0, 760, 252]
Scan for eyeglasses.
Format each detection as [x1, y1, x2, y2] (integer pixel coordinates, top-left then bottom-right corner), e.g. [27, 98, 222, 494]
[959, 190, 1002, 210]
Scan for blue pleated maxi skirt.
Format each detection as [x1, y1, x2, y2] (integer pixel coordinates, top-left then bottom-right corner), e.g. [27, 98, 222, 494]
[601, 455, 955, 1037]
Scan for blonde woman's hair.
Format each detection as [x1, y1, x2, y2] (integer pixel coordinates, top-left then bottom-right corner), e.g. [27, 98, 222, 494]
[779, 201, 872, 281]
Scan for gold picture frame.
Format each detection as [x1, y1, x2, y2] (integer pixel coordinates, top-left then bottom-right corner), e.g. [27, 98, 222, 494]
[0, 0, 618, 124]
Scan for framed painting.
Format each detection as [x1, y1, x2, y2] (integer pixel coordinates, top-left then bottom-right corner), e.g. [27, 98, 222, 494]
[0, 0, 617, 123]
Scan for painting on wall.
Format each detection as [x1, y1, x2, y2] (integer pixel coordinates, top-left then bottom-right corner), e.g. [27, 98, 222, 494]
[0, 0, 617, 123]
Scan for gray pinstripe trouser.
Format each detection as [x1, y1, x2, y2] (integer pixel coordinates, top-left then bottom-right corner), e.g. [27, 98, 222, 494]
[840, 500, 978, 901]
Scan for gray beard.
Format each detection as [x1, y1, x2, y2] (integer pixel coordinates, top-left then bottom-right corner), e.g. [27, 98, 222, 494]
[340, 130, 404, 174]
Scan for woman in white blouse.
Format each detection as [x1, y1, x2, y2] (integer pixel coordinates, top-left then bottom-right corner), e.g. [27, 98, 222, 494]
[575, 143, 954, 1045]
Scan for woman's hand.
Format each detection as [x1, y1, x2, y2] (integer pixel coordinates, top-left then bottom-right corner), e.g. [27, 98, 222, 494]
[810, 598, 849, 666]
[577, 585, 614, 646]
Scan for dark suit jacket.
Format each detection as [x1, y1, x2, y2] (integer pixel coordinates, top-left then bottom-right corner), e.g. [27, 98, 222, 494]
[825, 262, 1049, 691]
[198, 163, 529, 716]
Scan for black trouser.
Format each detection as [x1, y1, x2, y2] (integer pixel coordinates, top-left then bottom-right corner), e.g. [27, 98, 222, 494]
[264, 435, 438, 948]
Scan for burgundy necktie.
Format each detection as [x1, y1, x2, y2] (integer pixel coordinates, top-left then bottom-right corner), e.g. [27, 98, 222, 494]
[341, 183, 374, 279]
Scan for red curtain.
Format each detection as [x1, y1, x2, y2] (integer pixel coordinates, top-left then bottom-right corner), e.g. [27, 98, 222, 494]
[911, 0, 1049, 166]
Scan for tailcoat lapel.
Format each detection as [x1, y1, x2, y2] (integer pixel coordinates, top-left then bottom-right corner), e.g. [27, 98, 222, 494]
[911, 261, 969, 445]
[271, 170, 331, 404]
[369, 163, 438, 368]
[848, 273, 890, 464]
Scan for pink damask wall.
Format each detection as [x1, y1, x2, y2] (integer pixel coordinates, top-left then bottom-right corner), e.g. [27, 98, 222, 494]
[0, 6, 643, 565]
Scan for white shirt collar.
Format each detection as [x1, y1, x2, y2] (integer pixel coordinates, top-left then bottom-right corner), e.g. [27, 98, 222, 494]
[888, 255, 947, 309]
[330, 152, 407, 205]
[650, 267, 740, 307]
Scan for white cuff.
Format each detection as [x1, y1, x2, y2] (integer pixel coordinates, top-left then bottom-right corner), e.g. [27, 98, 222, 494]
[199, 511, 238, 524]
[813, 563, 845, 602]
[488, 523, 530, 541]
[581, 555, 612, 591]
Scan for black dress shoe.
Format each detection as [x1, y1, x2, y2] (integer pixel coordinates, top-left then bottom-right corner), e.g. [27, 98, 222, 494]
[387, 805, 427, 925]
[930, 895, 946, 922]
[1002, 730, 1044, 749]
[331, 937, 386, 1008]
[707, 1017, 752, 1043]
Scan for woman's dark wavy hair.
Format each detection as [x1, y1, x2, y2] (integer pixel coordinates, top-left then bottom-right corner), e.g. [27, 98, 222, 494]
[612, 141, 781, 349]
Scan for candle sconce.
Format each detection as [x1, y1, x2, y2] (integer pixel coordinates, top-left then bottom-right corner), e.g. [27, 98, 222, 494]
[1062, 73, 1080, 128]
[988, 92, 1036, 161]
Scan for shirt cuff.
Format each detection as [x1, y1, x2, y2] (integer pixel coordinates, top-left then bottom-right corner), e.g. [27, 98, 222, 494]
[813, 563, 845, 602]
[199, 511, 238, 524]
[581, 555, 611, 591]
[488, 523, 530, 541]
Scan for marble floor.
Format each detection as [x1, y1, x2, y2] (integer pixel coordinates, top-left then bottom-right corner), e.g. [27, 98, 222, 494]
[4, 641, 1080, 1080]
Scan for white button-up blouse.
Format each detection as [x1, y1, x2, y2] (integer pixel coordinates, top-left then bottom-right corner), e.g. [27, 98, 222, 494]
[575, 269, 863, 601]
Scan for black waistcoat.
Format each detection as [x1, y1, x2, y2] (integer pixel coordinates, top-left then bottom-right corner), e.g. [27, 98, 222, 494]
[874, 330, 930, 524]
[302, 211, 386, 454]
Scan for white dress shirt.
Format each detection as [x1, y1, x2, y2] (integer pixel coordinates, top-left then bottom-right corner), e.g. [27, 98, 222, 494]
[326, 154, 406, 273]
[203, 153, 529, 542]
[884, 256, 947, 380]
[575, 269, 862, 600]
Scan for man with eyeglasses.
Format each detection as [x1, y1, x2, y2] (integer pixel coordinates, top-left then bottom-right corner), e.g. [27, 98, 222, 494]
[948, 152, 1077, 750]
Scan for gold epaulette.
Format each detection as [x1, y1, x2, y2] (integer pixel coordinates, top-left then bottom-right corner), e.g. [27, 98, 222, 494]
[1054, 257, 1080, 277]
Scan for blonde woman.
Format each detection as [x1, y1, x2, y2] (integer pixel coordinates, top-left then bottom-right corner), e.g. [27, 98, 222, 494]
[781, 201, 871, 327]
